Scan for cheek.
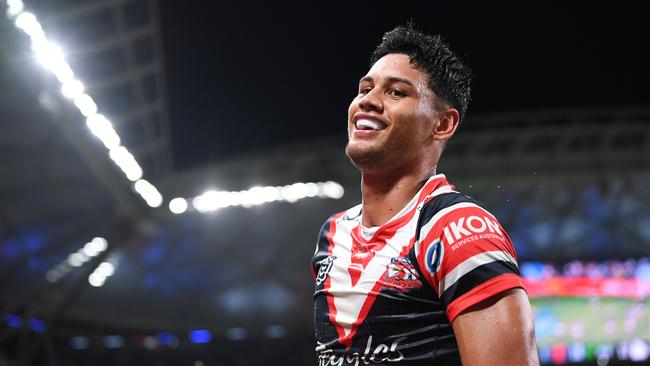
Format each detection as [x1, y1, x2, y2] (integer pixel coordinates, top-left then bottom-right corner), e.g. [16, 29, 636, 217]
[414, 103, 436, 132]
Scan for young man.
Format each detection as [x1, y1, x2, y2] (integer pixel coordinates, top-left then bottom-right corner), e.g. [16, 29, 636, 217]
[312, 25, 539, 365]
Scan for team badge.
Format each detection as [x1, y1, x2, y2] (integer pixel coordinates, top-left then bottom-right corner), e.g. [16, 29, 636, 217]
[315, 256, 336, 286]
[384, 257, 421, 291]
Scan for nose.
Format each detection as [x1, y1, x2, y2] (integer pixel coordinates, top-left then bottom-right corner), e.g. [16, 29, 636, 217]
[358, 89, 383, 113]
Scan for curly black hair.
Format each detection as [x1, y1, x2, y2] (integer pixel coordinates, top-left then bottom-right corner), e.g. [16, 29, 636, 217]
[370, 24, 472, 122]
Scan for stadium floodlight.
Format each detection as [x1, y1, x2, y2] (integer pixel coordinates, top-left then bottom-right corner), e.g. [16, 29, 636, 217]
[6, 2, 165, 208]
[32, 41, 74, 83]
[90, 237, 108, 252]
[45, 237, 109, 283]
[88, 256, 119, 288]
[184, 181, 344, 214]
[67, 252, 85, 267]
[61, 79, 85, 99]
[96, 262, 115, 277]
[134, 179, 163, 208]
[14, 12, 42, 38]
[109, 146, 143, 182]
[88, 272, 105, 287]
[73, 93, 98, 117]
[322, 181, 344, 199]
[168, 197, 188, 214]
[86, 114, 121, 150]
[6, 0, 23, 17]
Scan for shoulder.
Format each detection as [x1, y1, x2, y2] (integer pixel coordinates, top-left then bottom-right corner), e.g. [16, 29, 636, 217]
[318, 204, 362, 234]
[418, 192, 494, 231]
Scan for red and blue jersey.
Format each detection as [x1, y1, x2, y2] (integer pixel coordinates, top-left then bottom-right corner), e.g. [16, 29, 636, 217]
[312, 174, 524, 365]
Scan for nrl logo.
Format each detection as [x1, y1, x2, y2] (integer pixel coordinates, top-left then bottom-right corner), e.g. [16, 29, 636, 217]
[315, 256, 337, 286]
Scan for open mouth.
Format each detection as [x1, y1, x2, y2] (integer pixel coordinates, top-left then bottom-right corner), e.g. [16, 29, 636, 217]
[355, 118, 386, 131]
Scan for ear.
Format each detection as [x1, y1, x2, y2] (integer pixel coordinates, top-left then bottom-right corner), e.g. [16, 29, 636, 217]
[433, 107, 460, 141]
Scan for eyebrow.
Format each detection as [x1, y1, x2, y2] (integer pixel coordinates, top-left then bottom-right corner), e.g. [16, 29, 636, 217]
[359, 76, 416, 88]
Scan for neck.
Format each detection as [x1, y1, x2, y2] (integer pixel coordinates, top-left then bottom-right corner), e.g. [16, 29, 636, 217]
[360, 164, 436, 227]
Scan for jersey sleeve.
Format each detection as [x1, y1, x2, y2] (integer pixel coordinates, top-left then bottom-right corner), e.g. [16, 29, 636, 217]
[414, 198, 524, 322]
[311, 215, 334, 280]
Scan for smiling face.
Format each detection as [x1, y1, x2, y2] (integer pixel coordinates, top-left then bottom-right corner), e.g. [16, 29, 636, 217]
[345, 53, 440, 173]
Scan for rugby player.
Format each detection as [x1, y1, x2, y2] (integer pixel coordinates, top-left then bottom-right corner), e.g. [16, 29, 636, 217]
[312, 24, 539, 365]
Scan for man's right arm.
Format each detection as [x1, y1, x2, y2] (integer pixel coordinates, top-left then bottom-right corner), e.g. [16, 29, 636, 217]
[452, 288, 539, 366]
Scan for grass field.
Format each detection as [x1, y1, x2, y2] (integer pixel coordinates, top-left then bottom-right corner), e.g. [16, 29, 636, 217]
[532, 297, 649, 347]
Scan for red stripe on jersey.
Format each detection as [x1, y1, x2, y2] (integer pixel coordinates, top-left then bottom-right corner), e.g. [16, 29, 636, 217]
[373, 177, 449, 240]
[342, 228, 427, 348]
[323, 212, 346, 342]
[352, 176, 451, 246]
[337, 275, 386, 349]
[446, 273, 525, 322]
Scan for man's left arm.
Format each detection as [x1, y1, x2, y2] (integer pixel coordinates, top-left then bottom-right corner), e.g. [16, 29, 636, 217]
[452, 288, 539, 366]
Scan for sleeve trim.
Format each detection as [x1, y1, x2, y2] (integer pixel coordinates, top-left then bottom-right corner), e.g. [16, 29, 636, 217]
[446, 273, 525, 323]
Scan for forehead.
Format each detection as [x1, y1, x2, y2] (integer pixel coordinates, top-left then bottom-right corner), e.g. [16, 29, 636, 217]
[365, 53, 429, 86]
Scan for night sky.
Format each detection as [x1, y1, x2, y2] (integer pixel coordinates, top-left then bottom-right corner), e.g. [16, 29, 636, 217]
[159, 3, 649, 171]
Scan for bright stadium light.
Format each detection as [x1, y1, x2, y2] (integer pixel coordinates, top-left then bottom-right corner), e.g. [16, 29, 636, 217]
[45, 270, 59, 283]
[88, 254, 120, 288]
[90, 237, 108, 252]
[322, 181, 344, 199]
[182, 181, 344, 214]
[6, 0, 24, 17]
[45, 237, 109, 283]
[82, 241, 100, 257]
[14, 12, 42, 38]
[61, 79, 85, 99]
[305, 182, 319, 197]
[109, 146, 143, 182]
[169, 197, 188, 214]
[6, 2, 165, 208]
[67, 252, 85, 267]
[32, 42, 75, 83]
[86, 114, 120, 149]
[134, 179, 163, 208]
[96, 262, 115, 277]
[88, 272, 105, 287]
[73, 93, 97, 117]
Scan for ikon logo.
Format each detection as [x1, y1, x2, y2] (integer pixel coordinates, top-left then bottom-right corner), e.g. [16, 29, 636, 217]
[443, 216, 502, 244]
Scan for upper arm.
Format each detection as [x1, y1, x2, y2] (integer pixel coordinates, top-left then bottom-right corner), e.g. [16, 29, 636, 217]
[452, 288, 539, 366]
[414, 198, 524, 320]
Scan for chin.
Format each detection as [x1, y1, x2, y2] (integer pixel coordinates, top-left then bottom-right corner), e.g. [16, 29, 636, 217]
[345, 143, 390, 172]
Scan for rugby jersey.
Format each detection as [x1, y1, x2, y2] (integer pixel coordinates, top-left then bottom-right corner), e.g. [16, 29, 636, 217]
[312, 174, 524, 365]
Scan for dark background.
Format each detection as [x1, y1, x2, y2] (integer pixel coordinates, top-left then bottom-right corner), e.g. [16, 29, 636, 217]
[159, 2, 649, 170]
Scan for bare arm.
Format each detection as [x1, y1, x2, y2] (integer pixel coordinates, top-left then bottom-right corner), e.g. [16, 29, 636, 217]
[452, 288, 539, 366]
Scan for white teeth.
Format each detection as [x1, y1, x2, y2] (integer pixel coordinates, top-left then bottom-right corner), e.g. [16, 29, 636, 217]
[355, 119, 384, 131]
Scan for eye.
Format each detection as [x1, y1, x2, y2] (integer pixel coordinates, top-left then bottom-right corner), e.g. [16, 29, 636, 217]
[359, 86, 372, 95]
[388, 89, 406, 98]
